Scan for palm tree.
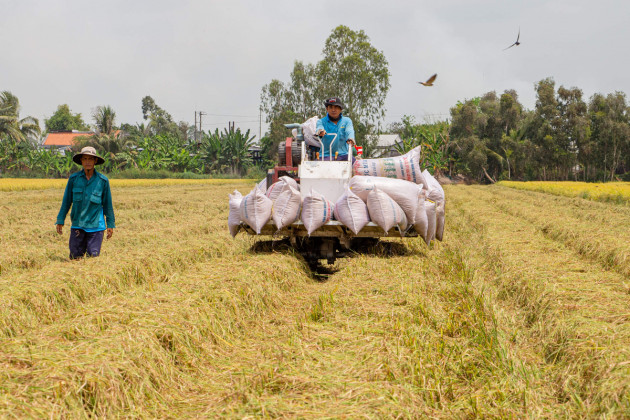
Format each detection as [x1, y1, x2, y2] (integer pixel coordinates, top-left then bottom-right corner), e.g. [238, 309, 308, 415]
[92, 105, 116, 135]
[75, 131, 134, 156]
[0, 91, 41, 143]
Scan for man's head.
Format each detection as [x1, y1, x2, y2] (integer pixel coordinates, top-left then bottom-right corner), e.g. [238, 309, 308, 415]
[324, 97, 344, 119]
[73, 146, 105, 167]
[80, 155, 97, 172]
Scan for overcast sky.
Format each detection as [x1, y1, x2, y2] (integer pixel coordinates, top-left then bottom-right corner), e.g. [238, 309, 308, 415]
[2, 0, 629, 140]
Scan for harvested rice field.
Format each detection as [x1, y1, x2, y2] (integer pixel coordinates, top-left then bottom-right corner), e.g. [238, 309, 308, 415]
[1, 180, 629, 418]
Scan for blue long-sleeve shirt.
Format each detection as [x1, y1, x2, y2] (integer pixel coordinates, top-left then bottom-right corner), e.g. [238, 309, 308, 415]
[56, 170, 115, 230]
[315, 114, 355, 158]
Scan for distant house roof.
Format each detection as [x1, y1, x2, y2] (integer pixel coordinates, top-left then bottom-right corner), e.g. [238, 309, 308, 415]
[41, 131, 93, 147]
[41, 130, 123, 147]
[375, 134, 402, 148]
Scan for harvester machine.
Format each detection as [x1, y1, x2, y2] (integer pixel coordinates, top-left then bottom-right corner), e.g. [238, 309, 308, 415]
[237, 124, 419, 267]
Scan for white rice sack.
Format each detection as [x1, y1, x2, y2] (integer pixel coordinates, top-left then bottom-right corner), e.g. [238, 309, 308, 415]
[366, 188, 408, 234]
[302, 116, 322, 148]
[240, 187, 273, 234]
[348, 175, 420, 224]
[301, 189, 334, 235]
[265, 181, 289, 202]
[279, 175, 298, 190]
[436, 200, 445, 241]
[228, 190, 243, 238]
[422, 169, 445, 202]
[272, 185, 302, 230]
[413, 190, 428, 242]
[256, 177, 267, 193]
[334, 188, 370, 235]
[265, 176, 299, 201]
[425, 200, 437, 245]
[352, 146, 427, 185]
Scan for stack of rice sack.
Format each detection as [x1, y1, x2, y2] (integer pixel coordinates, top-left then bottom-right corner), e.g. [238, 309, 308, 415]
[228, 175, 336, 237]
[348, 146, 446, 244]
[228, 145, 446, 244]
[228, 176, 300, 236]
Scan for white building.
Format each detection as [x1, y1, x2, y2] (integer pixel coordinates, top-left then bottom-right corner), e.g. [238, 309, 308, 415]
[373, 134, 403, 157]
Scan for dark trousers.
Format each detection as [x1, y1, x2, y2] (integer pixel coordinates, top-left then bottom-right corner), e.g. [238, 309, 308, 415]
[69, 228, 104, 259]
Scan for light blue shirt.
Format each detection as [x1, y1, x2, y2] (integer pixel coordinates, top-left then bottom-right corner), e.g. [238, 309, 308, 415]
[315, 114, 355, 158]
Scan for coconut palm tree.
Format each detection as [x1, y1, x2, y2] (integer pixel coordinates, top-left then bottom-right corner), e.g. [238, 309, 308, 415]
[0, 91, 41, 143]
[92, 105, 116, 135]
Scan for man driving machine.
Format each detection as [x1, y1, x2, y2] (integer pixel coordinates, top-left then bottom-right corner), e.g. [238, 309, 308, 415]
[316, 97, 356, 161]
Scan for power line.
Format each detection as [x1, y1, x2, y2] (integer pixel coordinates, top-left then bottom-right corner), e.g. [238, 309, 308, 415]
[200, 113, 258, 117]
[201, 120, 260, 127]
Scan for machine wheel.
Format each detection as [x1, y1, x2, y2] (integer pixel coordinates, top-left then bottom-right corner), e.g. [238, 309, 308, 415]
[278, 139, 302, 166]
[296, 237, 341, 266]
[349, 237, 380, 253]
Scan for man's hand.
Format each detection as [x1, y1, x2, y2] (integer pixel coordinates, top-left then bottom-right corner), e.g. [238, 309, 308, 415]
[347, 139, 355, 148]
[106, 228, 114, 240]
[317, 129, 326, 137]
[56, 224, 63, 235]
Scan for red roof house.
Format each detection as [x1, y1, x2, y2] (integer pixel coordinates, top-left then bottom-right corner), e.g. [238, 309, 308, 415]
[41, 130, 122, 149]
[41, 131, 93, 148]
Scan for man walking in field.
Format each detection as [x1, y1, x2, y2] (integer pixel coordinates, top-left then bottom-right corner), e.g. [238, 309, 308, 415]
[56, 146, 115, 259]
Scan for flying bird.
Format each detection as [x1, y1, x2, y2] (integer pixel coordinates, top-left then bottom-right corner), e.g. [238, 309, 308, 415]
[504, 28, 521, 50]
[419, 73, 437, 86]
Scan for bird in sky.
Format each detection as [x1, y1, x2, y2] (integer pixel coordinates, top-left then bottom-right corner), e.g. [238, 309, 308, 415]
[504, 28, 521, 50]
[419, 73, 437, 86]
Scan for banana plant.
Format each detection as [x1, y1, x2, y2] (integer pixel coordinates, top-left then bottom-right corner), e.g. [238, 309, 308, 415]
[55, 153, 76, 177]
[221, 128, 255, 175]
[35, 149, 58, 176]
[198, 129, 225, 173]
[393, 117, 451, 174]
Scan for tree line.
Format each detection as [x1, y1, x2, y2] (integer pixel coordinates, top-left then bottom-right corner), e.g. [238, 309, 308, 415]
[444, 79, 630, 182]
[0, 93, 261, 178]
